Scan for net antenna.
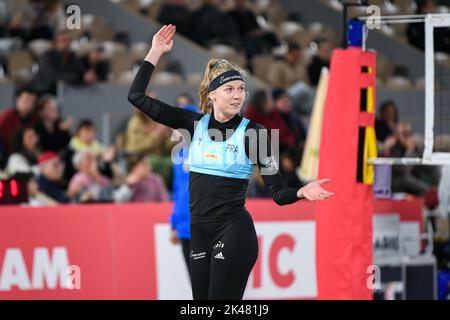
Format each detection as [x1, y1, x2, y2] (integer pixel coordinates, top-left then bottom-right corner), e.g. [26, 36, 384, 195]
[358, 13, 450, 165]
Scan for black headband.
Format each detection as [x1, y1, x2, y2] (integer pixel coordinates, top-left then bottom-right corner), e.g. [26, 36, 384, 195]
[208, 70, 244, 92]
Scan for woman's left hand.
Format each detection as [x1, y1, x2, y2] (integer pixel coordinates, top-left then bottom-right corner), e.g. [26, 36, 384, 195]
[297, 178, 334, 201]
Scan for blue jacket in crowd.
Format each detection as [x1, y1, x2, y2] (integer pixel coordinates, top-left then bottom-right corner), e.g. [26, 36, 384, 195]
[170, 105, 198, 239]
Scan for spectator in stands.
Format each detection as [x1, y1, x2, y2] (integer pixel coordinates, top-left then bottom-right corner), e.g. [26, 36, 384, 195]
[20, 173, 58, 206]
[8, 0, 66, 43]
[244, 89, 295, 153]
[272, 88, 306, 165]
[407, 0, 450, 53]
[124, 91, 174, 189]
[175, 93, 195, 107]
[79, 45, 111, 84]
[266, 42, 306, 89]
[307, 37, 332, 86]
[124, 153, 169, 202]
[375, 100, 398, 149]
[69, 118, 103, 155]
[0, 87, 38, 156]
[228, 0, 280, 62]
[68, 150, 112, 203]
[279, 149, 304, 189]
[389, 121, 440, 205]
[65, 119, 115, 183]
[124, 109, 172, 156]
[36, 151, 69, 203]
[34, 95, 72, 154]
[265, 42, 314, 115]
[157, 0, 193, 38]
[32, 30, 83, 94]
[6, 126, 40, 175]
[375, 100, 437, 198]
[190, 0, 241, 48]
[376, 100, 441, 204]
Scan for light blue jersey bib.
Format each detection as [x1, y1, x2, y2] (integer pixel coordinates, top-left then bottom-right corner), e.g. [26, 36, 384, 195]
[188, 113, 253, 179]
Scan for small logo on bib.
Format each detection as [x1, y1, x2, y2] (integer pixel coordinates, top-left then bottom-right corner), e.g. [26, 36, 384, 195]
[214, 252, 225, 260]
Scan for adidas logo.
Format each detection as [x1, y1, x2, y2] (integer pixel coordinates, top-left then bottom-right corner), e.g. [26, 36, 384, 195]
[214, 252, 225, 260]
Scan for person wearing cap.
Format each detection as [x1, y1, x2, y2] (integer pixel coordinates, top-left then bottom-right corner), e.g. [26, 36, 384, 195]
[128, 25, 334, 300]
[37, 151, 69, 203]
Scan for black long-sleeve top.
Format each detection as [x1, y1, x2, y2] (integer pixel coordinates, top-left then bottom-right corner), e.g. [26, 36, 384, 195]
[128, 61, 301, 222]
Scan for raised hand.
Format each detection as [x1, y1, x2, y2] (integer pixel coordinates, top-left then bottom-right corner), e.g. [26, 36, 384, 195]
[297, 178, 334, 201]
[145, 24, 176, 65]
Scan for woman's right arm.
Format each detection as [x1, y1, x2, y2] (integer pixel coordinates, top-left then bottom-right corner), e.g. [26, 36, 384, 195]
[127, 25, 201, 134]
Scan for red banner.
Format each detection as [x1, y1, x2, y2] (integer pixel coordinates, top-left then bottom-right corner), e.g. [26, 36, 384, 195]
[0, 198, 422, 299]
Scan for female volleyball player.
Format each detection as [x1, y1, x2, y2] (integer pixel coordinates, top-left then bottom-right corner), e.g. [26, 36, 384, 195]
[128, 25, 334, 300]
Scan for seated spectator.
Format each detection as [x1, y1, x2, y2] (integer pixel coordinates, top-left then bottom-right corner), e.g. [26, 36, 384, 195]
[272, 88, 306, 164]
[407, 0, 450, 53]
[307, 37, 332, 86]
[69, 119, 103, 155]
[68, 150, 112, 203]
[266, 42, 306, 89]
[23, 173, 58, 206]
[124, 109, 172, 156]
[79, 45, 110, 84]
[0, 87, 38, 157]
[65, 118, 115, 182]
[34, 95, 72, 154]
[32, 30, 83, 94]
[175, 93, 195, 107]
[375, 99, 440, 202]
[228, 0, 280, 62]
[244, 89, 295, 153]
[8, 0, 66, 43]
[6, 127, 40, 175]
[376, 100, 398, 149]
[124, 153, 169, 202]
[265, 42, 314, 115]
[124, 92, 174, 189]
[190, 0, 241, 48]
[37, 151, 69, 203]
[157, 0, 193, 38]
[279, 149, 304, 189]
[390, 122, 440, 198]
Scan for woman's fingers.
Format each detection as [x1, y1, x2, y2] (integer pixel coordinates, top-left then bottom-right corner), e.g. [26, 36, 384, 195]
[164, 25, 176, 42]
[160, 24, 174, 39]
[157, 24, 168, 36]
[321, 191, 334, 196]
[303, 190, 333, 201]
[168, 26, 176, 39]
[316, 178, 331, 185]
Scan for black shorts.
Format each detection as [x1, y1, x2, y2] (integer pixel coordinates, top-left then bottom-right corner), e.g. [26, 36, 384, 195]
[189, 211, 259, 300]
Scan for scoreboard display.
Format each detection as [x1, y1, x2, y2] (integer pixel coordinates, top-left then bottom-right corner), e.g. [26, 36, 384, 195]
[0, 178, 28, 204]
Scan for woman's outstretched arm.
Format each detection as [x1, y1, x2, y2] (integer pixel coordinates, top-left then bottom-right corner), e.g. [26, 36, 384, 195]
[127, 25, 201, 135]
[246, 123, 334, 205]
